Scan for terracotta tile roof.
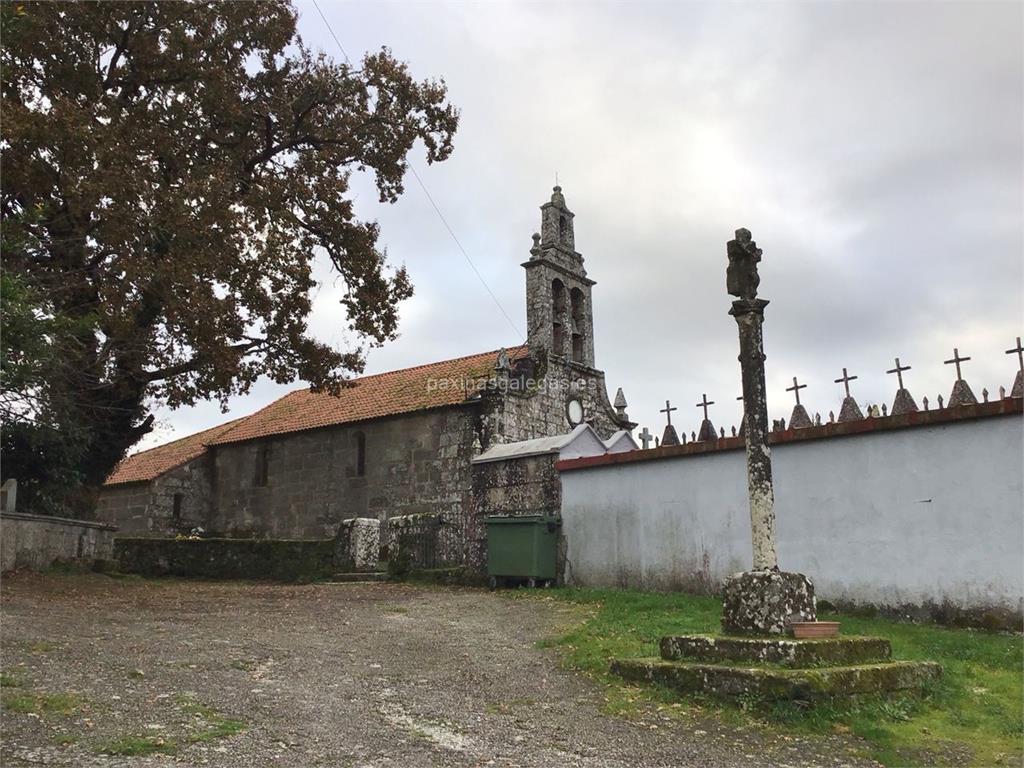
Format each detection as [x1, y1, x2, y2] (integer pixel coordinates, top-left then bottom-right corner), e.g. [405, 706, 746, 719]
[207, 345, 528, 446]
[104, 418, 246, 486]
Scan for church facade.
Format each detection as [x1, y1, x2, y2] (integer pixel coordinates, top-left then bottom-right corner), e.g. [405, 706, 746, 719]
[97, 187, 633, 564]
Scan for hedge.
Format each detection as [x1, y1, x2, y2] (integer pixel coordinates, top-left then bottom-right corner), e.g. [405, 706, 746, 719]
[114, 537, 335, 582]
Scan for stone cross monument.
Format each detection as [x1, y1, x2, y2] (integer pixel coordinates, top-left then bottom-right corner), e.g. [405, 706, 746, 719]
[722, 228, 815, 635]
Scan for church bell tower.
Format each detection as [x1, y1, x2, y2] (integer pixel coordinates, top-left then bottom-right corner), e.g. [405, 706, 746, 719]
[522, 186, 596, 367]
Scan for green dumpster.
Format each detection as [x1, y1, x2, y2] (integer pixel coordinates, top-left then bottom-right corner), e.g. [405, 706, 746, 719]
[485, 515, 561, 588]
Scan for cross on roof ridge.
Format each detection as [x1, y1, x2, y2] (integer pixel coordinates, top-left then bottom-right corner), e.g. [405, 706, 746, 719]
[886, 357, 911, 389]
[1007, 336, 1024, 372]
[659, 399, 677, 426]
[696, 393, 715, 420]
[785, 376, 807, 406]
[834, 367, 858, 397]
[944, 348, 970, 381]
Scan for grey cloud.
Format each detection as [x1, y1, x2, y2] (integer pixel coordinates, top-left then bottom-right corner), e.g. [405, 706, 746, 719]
[140, 0, 1021, 452]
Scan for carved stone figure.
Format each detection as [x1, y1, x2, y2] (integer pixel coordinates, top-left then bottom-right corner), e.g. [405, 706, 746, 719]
[726, 228, 762, 300]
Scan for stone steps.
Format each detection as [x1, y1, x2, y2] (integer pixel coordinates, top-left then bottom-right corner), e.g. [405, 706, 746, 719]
[659, 634, 892, 668]
[611, 632, 941, 702]
[325, 572, 390, 583]
[611, 657, 942, 701]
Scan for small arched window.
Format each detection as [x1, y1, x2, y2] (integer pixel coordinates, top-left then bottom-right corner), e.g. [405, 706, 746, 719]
[551, 279, 566, 353]
[558, 215, 567, 243]
[254, 444, 271, 487]
[551, 279, 566, 314]
[354, 431, 366, 477]
[570, 287, 584, 323]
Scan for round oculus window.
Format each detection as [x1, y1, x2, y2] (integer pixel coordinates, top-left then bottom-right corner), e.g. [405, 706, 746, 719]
[566, 398, 584, 426]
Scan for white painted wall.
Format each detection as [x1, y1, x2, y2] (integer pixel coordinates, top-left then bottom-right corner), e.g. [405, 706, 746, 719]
[561, 415, 1023, 613]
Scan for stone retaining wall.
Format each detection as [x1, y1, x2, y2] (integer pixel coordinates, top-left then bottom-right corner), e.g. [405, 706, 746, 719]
[114, 537, 335, 582]
[1, 511, 117, 572]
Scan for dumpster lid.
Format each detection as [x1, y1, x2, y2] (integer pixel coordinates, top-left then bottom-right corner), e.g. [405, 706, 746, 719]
[485, 514, 560, 524]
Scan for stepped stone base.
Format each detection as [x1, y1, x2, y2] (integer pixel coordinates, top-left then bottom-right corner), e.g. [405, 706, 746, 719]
[611, 658, 941, 701]
[660, 635, 891, 668]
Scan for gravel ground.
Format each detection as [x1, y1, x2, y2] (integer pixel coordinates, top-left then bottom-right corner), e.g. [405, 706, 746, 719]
[0, 573, 880, 767]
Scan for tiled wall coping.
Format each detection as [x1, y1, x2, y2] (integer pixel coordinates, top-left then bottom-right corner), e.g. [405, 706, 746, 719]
[556, 397, 1023, 473]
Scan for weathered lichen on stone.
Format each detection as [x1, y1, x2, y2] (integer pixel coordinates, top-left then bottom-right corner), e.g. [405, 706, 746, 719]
[611, 657, 942, 702]
[726, 228, 762, 301]
[334, 517, 380, 572]
[720, 570, 816, 635]
[659, 634, 891, 668]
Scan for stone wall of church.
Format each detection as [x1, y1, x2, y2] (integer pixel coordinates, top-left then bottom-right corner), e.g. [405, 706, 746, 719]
[481, 356, 626, 444]
[206, 406, 483, 563]
[96, 458, 212, 537]
[468, 453, 562, 572]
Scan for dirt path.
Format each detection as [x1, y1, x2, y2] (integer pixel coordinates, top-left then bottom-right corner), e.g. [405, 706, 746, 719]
[0, 574, 878, 767]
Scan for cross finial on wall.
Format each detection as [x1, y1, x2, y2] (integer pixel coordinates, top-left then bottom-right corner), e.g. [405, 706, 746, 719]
[696, 393, 715, 420]
[786, 376, 807, 406]
[834, 367, 858, 398]
[886, 357, 911, 389]
[944, 348, 970, 381]
[638, 427, 654, 449]
[660, 400, 677, 426]
[1006, 337, 1024, 372]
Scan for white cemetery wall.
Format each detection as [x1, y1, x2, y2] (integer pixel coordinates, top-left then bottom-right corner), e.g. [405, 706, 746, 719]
[558, 408, 1023, 618]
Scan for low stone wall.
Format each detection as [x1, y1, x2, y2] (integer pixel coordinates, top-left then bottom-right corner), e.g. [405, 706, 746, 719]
[334, 518, 380, 572]
[383, 513, 446, 571]
[114, 538, 335, 582]
[1, 511, 117, 572]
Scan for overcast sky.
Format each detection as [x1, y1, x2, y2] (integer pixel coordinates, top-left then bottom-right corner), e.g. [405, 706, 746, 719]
[140, 0, 1023, 450]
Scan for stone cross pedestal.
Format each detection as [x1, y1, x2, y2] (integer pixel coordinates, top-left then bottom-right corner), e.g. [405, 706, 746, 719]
[887, 358, 919, 415]
[660, 400, 681, 446]
[835, 368, 864, 422]
[945, 348, 978, 406]
[695, 394, 717, 442]
[723, 229, 815, 635]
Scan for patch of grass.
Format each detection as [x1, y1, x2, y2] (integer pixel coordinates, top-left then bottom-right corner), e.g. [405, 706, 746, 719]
[176, 693, 247, 744]
[26, 640, 57, 654]
[1, 689, 81, 716]
[96, 735, 177, 756]
[530, 588, 1023, 768]
[2, 690, 38, 713]
[0, 672, 24, 688]
[53, 733, 77, 746]
[127, 668, 145, 680]
[228, 659, 256, 671]
[187, 717, 247, 743]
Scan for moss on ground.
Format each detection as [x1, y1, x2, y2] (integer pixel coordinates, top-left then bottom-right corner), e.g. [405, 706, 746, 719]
[176, 693, 248, 744]
[1, 689, 81, 716]
[519, 587, 1022, 768]
[96, 735, 177, 756]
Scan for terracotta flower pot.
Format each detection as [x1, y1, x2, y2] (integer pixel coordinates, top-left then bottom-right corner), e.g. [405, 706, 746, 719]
[789, 621, 840, 639]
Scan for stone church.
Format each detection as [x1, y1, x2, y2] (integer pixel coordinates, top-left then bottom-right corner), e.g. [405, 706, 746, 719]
[97, 187, 634, 564]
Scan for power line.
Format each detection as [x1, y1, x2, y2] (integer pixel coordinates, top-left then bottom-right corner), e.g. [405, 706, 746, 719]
[406, 164, 524, 339]
[311, 0, 352, 64]
[308, 0, 524, 341]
